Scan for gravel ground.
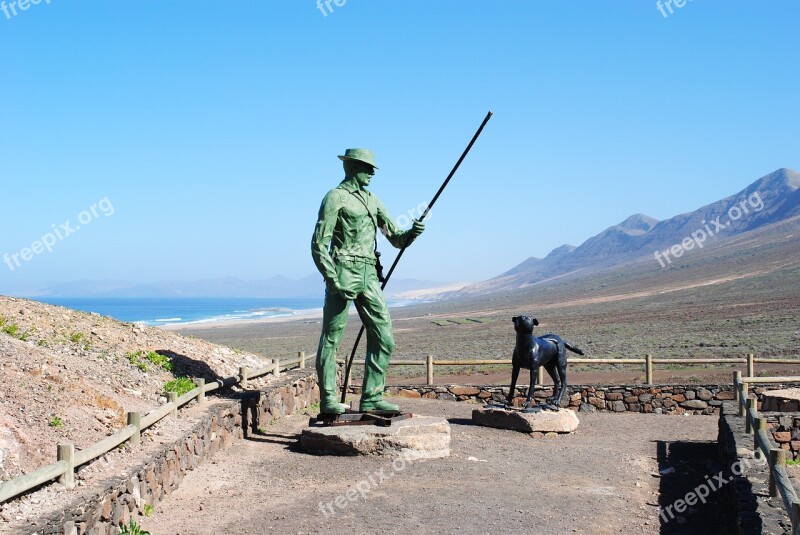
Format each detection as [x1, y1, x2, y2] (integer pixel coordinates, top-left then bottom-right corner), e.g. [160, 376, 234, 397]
[142, 398, 720, 535]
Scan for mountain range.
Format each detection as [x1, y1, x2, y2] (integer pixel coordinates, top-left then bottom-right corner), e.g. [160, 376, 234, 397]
[455, 167, 800, 295]
[20, 168, 800, 301]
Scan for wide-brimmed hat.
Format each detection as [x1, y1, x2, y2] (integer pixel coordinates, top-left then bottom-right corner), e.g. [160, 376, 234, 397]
[338, 148, 378, 169]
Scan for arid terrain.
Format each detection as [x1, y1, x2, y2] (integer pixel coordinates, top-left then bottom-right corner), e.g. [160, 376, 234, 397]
[142, 397, 723, 535]
[0, 296, 272, 482]
[177, 219, 800, 384]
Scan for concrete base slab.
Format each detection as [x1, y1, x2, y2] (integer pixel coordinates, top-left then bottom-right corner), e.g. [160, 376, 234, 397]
[300, 415, 451, 458]
[472, 406, 579, 435]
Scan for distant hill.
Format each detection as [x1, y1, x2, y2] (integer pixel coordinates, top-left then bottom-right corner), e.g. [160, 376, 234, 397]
[456, 168, 800, 295]
[24, 274, 450, 300]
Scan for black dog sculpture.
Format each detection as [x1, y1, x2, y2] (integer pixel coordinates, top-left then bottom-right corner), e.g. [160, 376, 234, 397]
[506, 316, 584, 411]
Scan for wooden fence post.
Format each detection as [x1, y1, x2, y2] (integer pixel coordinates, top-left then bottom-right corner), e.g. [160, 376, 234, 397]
[168, 392, 178, 418]
[127, 412, 141, 446]
[239, 366, 248, 389]
[426, 355, 434, 386]
[746, 398, 754, 433]
[770, 448, 785, 498]
[57, 444, 75, 490]
[194, 378, 206, 403]
[747, 354, 755, 378]
[734, 371, 741, 402]
[743, 380, 750, 407]
[792, 500, 800, 534]
[299, 351, 306, 369]
[646, 354, 654, 385]
[273, 359, 281, 377]
[755, 417, 768, 457]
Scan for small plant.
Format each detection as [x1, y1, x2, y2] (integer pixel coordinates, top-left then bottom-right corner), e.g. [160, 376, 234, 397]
[49, 416, 63, 428]
[143, 504, 155, 517]
[144, 351, 173, 372]
[787, 458, 800, 466]
[37, 338, 49, 348]
[163, 376, 196, 397]
[127, 350, 173, 372]
[2, 323, 19, 337]
[69, 332, 85, 343]
[119, 520, 150, 535]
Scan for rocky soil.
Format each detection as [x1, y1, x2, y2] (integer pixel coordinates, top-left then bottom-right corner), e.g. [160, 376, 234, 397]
[0, 296, 271, 486]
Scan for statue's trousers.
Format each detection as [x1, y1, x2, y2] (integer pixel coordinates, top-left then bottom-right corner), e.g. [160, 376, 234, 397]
[316, 258, 394, 409]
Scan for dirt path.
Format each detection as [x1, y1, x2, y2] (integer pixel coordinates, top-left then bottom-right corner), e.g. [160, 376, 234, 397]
[142, 399, 719, 535]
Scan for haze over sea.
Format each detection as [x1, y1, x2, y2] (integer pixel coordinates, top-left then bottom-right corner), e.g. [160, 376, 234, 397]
[32, 297, 414, 327]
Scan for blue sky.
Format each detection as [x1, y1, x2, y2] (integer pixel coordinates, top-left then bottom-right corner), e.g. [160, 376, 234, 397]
[1, 0, 798, 294]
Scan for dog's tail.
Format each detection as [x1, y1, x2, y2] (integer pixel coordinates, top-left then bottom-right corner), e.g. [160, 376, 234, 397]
[565, 342, 584, 355]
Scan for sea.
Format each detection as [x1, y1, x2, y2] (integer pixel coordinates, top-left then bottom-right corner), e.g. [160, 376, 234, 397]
[33, 297, 414, 327]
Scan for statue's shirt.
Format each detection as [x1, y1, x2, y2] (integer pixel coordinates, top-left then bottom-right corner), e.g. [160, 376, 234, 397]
[311, 180, 409, 285]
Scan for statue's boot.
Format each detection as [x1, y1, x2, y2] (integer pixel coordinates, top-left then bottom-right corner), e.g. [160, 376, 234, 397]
[359, 398, 400, 412]
[320, 400, 347, 415]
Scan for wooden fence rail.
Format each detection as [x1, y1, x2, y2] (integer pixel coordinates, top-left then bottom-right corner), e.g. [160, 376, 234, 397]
[340, 353, 800, 386]
[0, 351, 307, 505]
[734, 373, 800, 533]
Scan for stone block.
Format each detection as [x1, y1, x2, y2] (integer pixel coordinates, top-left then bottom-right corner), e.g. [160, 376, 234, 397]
[300, 416, 451, 458]
[774, 432, 792, 443]
[472, 407, 579, 434]
[450, 386, 481, 396]
[682, 400, 708, 410]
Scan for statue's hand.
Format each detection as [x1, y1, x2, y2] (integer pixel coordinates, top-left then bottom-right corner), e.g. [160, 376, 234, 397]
[410, 219, 425, 238]
[330, 280, 357, 301]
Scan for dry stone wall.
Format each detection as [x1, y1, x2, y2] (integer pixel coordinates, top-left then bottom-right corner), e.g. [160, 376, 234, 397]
[38, 369, 319, 535]
[366, 384, 738, 415]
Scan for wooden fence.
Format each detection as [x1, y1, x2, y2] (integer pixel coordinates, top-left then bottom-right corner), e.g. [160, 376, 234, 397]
[343, 353, 800, 385]
[0, 352, 309, 505]
[5, 351, 800, 508]
[733, 372, 800, 534]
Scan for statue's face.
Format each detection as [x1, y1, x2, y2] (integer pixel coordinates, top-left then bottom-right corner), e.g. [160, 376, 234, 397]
[347, 161, 376, 187]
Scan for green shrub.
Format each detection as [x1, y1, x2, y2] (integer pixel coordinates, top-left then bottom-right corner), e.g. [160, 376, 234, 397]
[120, 520, 150, 535]
[49, 416, 63, 428]
[144, 351, 173, 372]
[163, 376, 196, 397]
[127, 350, 173, 372]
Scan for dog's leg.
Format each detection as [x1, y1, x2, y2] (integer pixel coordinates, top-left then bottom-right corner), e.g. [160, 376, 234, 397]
[545, 361, 559, 405]
[553, 344, 568, 408]
[507, 365, 520, 406]
[525, 365, 538, 407]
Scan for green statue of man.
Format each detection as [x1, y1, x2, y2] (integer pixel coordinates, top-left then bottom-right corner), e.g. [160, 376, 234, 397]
[311, 148, 424, 415]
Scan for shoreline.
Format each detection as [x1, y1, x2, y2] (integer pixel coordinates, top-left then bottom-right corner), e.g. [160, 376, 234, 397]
[158, 307, 330, 330]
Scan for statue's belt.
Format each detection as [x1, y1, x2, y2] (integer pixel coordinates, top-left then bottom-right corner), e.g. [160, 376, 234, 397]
[335, 254, 377, 266]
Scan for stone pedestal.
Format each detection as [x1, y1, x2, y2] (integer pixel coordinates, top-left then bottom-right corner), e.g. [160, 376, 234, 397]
[300, 415, 451, 458]
[472, 406, 579, 435]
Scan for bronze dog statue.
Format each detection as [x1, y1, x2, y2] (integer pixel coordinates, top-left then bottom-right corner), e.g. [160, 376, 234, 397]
[506, 316, 584, 411]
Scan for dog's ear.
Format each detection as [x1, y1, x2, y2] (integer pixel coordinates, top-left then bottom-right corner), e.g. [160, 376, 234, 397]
[512, 316, 518, 323]
[532, 318, 539, 326]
